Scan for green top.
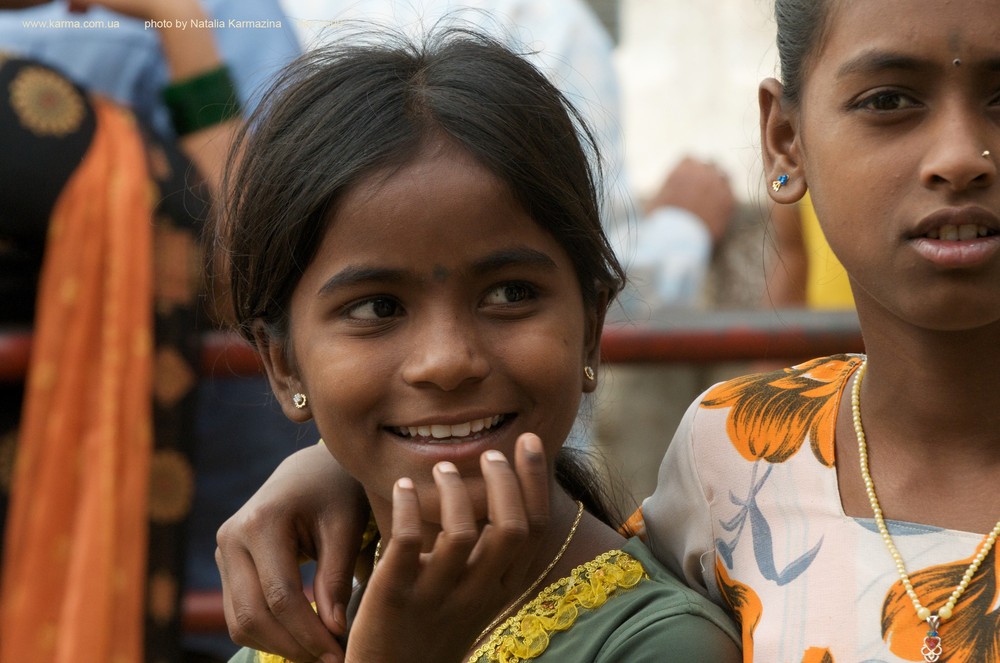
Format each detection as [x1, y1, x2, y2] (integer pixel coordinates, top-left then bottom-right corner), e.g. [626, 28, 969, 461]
[230, 537, 740, 663]
[481, 536, 741, 662]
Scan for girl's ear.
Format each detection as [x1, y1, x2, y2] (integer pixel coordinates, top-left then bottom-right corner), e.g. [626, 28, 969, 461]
[759, 77, 807, 203]
[252, 320, 312, 422]
[582, 287, 610, 394]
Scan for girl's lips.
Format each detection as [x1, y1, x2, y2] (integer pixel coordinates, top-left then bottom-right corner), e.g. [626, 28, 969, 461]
[909, 234, 1000, 268]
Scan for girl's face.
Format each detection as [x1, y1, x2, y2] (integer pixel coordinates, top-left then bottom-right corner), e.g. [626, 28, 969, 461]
[778, 0, 1000, 331]
[262, 139, 602, 521]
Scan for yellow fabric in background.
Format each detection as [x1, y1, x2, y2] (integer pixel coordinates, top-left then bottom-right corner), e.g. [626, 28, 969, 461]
[800, 192, 855, 310]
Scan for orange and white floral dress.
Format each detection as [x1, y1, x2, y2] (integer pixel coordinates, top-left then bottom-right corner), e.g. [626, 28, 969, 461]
[636, 355, 999, 663]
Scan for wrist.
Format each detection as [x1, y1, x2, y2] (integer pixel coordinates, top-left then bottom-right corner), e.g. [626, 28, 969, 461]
[162, 65, 240, 135]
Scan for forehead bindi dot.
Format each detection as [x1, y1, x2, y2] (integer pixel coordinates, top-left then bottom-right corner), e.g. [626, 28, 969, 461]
[432, 265, 449, 282]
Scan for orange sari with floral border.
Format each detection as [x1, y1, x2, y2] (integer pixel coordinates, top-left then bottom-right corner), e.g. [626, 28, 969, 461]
[0, 95, 154, 662]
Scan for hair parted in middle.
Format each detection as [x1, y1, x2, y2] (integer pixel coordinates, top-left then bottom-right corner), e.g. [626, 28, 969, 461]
[217, 25, 626, 344]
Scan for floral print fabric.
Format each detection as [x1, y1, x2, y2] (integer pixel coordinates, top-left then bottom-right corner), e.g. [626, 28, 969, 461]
[640, 355, 999, 663]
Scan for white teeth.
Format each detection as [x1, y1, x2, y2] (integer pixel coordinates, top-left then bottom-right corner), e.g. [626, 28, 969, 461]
[395, 415, 505, 440]
[932, 224, 993, 241]
[958, 224, 978, 240]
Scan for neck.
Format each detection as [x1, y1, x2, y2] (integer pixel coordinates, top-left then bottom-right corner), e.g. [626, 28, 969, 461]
[835, 328, 1000, 532]
[858, 322, 1000, 460]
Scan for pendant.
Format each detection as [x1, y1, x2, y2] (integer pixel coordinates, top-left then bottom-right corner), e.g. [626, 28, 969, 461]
[921, 615, 942, 662]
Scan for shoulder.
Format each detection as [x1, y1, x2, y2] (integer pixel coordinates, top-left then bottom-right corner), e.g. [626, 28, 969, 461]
[700, 355, 860, 409]
[620, 538, 738, 633]
[696, 354, 862, 467]
[587, 540, 740, 661]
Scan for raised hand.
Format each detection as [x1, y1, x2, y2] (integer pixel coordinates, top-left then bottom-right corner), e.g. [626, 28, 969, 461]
[345, 434, 551, 663]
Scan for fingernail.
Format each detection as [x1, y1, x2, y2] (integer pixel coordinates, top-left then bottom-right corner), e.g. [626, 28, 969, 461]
[332, 603, 347, 630]
[397, 477, 414, 489]
[523, 435, 543, 456]
[435, 462, 458, 474]
[484, 449, 507, 463]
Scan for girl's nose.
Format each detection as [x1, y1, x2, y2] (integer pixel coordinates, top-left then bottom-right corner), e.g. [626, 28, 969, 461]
[401, 316, 491, 391]
[920, 107, 997, 192]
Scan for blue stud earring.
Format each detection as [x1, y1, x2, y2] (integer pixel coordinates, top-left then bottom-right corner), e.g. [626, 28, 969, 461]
[771, 174, 789, 192]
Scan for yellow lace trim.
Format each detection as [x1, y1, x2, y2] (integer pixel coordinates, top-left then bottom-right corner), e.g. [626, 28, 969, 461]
[467, 549, 648, 663]
[253, 550, 647, 663]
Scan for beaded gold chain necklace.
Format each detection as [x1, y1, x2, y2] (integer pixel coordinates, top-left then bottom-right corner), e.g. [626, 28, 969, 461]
[851, 358, 1000, 662]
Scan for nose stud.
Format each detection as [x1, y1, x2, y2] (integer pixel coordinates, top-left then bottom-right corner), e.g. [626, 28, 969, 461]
[982, 150, 991, 159]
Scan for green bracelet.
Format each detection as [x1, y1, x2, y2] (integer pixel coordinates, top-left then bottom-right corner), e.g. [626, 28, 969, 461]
[162, 65, 241, 135]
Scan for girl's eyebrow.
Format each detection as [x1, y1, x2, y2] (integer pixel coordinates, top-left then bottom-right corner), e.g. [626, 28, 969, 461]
[835, 51, 928, 78]
[470, 247, 559, 275]
[317, 266, 405, 295]
[317, 247, 559, 295]
[837, 50, 1000, 79]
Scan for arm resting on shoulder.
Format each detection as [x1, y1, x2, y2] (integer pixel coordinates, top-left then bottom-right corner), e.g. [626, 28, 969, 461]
[216, 443, 368, 663]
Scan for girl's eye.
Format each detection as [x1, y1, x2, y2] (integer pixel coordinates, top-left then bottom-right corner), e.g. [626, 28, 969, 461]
[482, 283, 534, 306]
[857, 91, 918, 112]
[346, 297, 400, 320]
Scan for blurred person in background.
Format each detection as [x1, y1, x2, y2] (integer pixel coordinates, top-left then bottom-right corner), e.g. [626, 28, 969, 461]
[0, 1, 307, 661]
[280, 0, 737, 314]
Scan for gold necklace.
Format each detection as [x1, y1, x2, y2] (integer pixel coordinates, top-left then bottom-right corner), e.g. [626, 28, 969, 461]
[851, 358, 1000, 663]
[370, 501, 586, 653]
[471, 500, 584, 651]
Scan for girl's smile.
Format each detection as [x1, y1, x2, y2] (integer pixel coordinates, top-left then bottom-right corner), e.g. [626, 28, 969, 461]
[386, 412, 513, 443]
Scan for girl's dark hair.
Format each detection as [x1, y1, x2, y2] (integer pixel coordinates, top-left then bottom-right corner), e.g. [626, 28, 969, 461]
[215, 26, 628, 528]
[217, 26, 625, 342]
[773, 0, 834, 105]
[556, 447, 632, 530]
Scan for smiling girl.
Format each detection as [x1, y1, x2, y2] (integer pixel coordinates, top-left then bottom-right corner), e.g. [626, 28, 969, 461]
[215, 28, 739, 663]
